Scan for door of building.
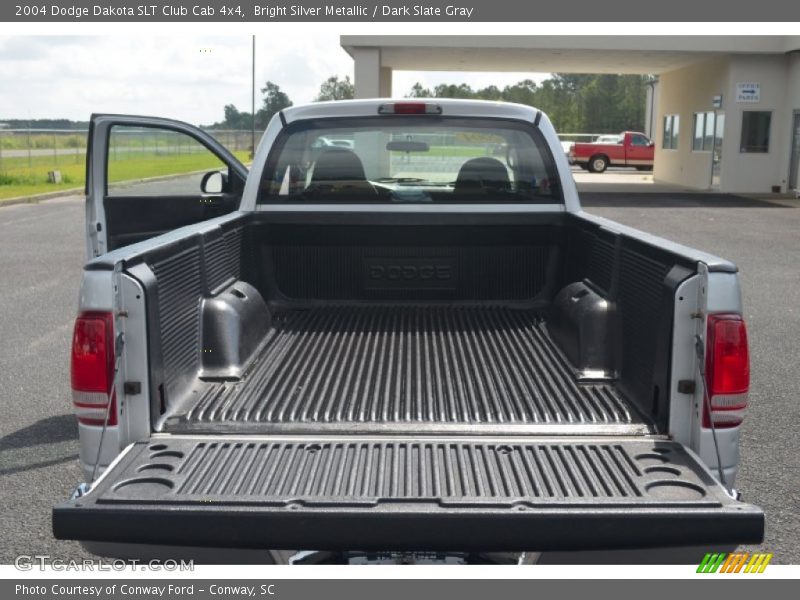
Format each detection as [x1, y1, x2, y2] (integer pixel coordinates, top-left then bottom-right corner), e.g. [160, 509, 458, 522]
[711, 111, 725, 189]
[789, 111, 800, 191]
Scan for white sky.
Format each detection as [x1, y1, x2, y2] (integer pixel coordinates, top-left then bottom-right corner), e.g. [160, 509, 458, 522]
[0, 35, 548, 125]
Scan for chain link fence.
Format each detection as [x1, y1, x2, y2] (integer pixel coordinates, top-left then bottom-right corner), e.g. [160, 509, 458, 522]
[0, 127, 262, 197]
[0, 128, 260, 172]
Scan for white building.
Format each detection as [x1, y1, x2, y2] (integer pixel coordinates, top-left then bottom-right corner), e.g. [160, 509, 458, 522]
[341, 36, 800, 194]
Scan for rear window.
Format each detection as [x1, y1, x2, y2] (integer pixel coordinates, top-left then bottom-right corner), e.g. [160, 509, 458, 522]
[258, 116, 562, 204]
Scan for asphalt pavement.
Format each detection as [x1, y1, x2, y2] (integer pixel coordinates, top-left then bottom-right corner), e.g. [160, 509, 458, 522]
[0, 195, 88, 562]
[0, 190, 797, 564]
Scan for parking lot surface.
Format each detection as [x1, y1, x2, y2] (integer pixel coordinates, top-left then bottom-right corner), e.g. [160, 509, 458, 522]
[0, 191, 797, 563]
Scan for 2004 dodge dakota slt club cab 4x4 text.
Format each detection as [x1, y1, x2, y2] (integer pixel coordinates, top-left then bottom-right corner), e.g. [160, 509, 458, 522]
[53, 99, 763, 564]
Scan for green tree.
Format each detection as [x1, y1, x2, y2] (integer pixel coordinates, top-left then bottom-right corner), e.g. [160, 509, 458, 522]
[432, 83, 475, 98]
[500, 79, 539, 108]
[531, 77, 581, 132]
[403, 73, 648, 133]
[221, 104, 246, 129]
[256, 81, 292, 128]
[223, 104, 240, 124]
[212, 83, 292, 130]
[207, 104, 251, 129]
[315, 75, 355, 101]
[215, 74, 649, 135]
[474, 85, 503, 101]
[407, 82, 432, 98]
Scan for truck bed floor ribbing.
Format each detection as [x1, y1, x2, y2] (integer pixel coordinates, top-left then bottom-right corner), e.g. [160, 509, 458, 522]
[165, 306, 648, 434]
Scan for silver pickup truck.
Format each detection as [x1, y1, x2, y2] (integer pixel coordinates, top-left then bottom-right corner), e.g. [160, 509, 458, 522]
[53, 99, 763, 564]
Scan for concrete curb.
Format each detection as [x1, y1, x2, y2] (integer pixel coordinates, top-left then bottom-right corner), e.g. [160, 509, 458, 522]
[0, 187, 84, 207]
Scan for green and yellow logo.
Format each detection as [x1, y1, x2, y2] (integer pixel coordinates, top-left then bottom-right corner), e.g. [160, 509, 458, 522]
[697, 552, 773, 573]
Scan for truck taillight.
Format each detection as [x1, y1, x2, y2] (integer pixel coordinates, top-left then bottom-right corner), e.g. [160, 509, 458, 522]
[71, 311, 117, 426]
[703, 314, 749, 429]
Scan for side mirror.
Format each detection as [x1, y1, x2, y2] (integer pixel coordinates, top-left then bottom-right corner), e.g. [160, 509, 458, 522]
[201, 170, 226, 194]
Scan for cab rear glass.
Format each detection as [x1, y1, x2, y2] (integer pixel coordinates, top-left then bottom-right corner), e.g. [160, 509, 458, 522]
[258, 116, 563, 204]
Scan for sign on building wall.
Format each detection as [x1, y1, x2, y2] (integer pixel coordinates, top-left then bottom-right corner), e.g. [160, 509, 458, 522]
[736, 82, 761, 103]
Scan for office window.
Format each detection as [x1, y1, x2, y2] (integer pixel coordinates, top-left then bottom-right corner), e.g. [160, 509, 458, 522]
[693, 112, 715, 151]
[740, 111, 771, 153]
[663, 114, 679, 150]
[693, 113, 704, 151]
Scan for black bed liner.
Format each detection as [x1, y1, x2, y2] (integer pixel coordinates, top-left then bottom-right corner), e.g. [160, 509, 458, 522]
[53, 436, 764, 550]
[164, 306, 649, 435]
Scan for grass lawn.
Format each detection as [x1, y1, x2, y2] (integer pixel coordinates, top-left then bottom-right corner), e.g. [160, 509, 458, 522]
[106, 151, 250, 183]
[0, 150, 251, 202]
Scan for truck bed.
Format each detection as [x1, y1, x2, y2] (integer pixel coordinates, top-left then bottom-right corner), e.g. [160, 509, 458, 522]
[163, 305, 648, 435]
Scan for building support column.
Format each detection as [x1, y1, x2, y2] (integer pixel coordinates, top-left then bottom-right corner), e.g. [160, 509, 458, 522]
[353, 48, 392, 98]
[786, 52, 800, 192]
[644, 77, 659, 139]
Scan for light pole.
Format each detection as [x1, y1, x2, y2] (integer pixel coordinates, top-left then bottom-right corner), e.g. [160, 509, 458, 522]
[251, 35, 256, 158]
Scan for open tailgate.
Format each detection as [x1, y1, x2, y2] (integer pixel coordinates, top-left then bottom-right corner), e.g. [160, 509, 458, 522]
[53, 436, 763, 551]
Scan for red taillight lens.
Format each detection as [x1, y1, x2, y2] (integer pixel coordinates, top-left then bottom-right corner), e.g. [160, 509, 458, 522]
[703, 314, 749, 428]
[71, 311, 117, 426]
[377, 102, 443, 115]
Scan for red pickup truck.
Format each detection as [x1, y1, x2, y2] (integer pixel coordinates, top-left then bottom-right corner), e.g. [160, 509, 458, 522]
[568, 131, 654, 173]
